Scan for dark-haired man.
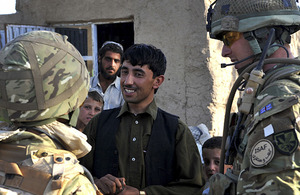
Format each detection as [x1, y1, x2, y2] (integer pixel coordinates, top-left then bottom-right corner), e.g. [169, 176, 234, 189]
[81, 44, 203, 195]
[90, 41, 125, 110]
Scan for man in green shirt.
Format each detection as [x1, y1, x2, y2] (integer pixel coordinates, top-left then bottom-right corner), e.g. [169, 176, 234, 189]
[80, 44, 204, 195]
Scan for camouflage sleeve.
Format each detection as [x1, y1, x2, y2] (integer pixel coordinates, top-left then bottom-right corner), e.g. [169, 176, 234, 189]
[203, 172, 236, 195]
[237, 78, 300, 194]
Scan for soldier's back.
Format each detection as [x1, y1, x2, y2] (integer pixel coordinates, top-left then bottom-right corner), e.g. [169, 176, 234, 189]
[0, 122, 99, 195]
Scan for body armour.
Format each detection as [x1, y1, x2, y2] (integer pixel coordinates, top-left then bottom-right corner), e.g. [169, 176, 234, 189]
[0, 121, 99, 195]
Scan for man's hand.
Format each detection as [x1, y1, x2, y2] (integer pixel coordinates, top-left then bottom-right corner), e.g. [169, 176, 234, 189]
[118, 185, 140, 195]
[95, 174, 126, 195]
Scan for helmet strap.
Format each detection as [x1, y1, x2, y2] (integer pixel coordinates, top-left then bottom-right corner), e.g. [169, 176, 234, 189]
[266, 42, 280, 56]
[243, 27, 292, 58]
[243, 31, 262, 55]
[69, 108, 79, 127]
[57, 108, 80, 127]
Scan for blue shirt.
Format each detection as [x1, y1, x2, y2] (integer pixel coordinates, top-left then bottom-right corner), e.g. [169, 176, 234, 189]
[90, 75, 124, 110]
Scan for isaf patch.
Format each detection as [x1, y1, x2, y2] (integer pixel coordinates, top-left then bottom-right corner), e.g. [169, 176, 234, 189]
[250, 139, 275, 167]
[273, 129, 298, 155]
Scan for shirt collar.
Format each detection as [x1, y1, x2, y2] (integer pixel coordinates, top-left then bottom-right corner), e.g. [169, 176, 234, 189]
[91, 75, 99, 88]
[92, 74, 122, 91]
[118, 99, 158, 120]
[114, 76, 122, 91]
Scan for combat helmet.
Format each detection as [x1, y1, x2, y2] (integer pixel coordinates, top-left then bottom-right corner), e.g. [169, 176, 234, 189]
[0, 31, 90, 123]
[207, 0, 300, 55]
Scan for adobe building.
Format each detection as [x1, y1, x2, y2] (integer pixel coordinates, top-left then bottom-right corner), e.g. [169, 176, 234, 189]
[0, 0, 299, 136]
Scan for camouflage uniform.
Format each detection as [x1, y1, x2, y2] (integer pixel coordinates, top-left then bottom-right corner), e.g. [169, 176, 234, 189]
[206, 64, 300, 195]
[205, 0, 300, 194]
[235, 64, 300, 194]
[0, 121, 98, 194]
[204, 64, 300, 195]
[0, 31, 100, 194]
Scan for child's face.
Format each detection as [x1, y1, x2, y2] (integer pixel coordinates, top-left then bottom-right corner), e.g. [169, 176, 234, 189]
[78, 97, 103, 126]
[202, 148, 221, 181]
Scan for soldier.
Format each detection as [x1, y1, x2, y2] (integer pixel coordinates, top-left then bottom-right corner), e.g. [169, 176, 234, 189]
[205, 0, 300, 194]
[0, 31, 100, 194]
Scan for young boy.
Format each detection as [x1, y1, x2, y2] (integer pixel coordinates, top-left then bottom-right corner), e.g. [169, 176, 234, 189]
[202, 136, 222, 181]
[76, 90, 104, 132]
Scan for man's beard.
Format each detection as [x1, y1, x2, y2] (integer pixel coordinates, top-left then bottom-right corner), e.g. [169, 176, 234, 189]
[99, 62, 120, 80]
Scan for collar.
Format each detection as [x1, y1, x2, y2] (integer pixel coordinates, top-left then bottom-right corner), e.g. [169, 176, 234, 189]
[34, 121, 91, 158]
[117, 99, 158, 120]
[92, 74, 122, 91]
[113, 76, 122, 91]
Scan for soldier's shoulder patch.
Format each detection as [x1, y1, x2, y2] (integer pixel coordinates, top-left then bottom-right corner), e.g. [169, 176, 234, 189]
[273, 129, 298, 155]
[259, 103, 273, 115]
[250, 139, 275, 167]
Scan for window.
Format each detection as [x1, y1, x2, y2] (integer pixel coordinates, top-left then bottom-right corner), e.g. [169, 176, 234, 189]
[55, 27, 88, 56]
[97, 22, 134, 52]
[6, 24, 54, 43]
[0, 30, 5, 49]
[3, 21, 134, 77]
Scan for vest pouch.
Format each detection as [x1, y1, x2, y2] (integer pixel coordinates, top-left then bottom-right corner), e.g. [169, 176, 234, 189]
[0, 159, 51, 194]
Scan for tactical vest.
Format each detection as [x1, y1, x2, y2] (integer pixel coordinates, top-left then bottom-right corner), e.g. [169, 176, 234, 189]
[0, 127, 98, 195]
[93, 107, 179, 186]
[237, 64, 300, 158]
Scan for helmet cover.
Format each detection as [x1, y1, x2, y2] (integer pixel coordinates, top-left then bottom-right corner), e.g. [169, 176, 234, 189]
[207, 0, 300, 39]
[0, 30, 90, 122]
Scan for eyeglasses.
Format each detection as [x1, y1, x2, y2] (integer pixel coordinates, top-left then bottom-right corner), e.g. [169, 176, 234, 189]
[222, 32, 242, 47]
[100, 41, 123, 51]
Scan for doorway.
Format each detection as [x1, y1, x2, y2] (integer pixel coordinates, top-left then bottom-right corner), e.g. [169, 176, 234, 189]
[97, 22, 134, 52]
[3, 22, 134, 77]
